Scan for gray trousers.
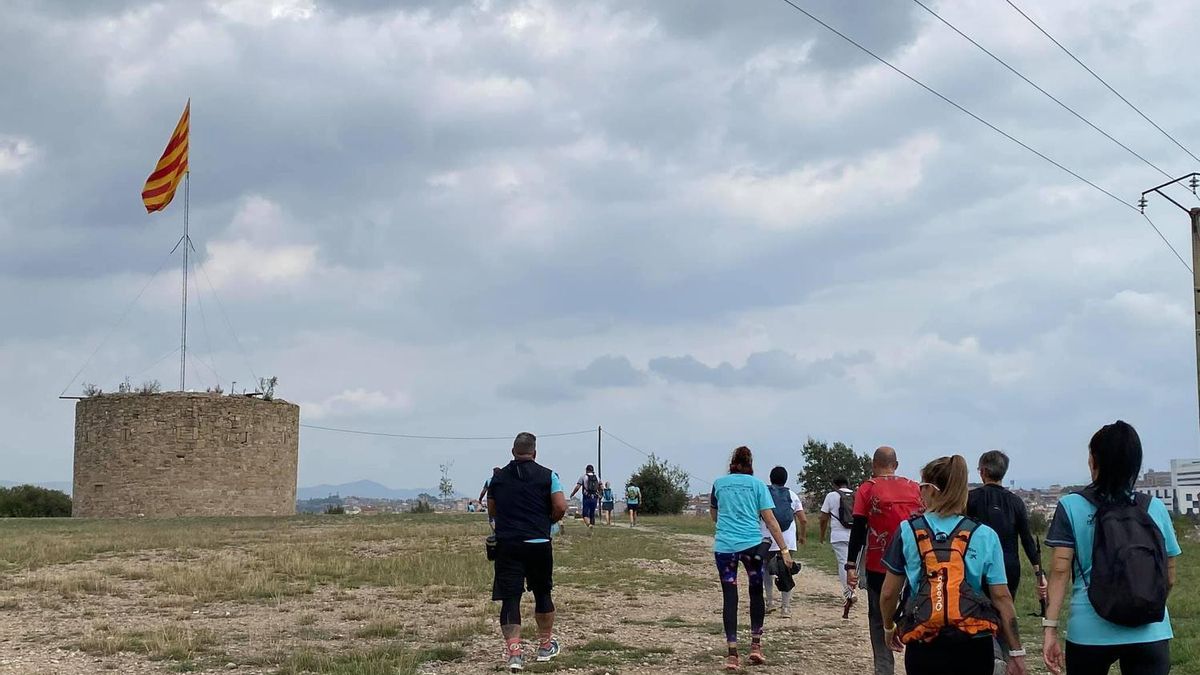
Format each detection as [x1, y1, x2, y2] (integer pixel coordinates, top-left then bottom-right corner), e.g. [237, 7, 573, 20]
[866, 571, 894, 675]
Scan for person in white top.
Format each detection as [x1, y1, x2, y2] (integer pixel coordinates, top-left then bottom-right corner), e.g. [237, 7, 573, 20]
[819, 476, 855, 606]
[762, 466, 806, 618]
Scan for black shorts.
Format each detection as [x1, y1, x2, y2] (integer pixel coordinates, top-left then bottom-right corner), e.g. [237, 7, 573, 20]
[492, 540, 553, 601]
[627, 503, 639, 513]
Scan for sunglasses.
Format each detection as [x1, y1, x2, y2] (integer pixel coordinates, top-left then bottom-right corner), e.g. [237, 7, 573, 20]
[918, 482, 942, 491]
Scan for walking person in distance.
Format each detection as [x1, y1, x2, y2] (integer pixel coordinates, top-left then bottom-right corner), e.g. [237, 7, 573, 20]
[625, 482, 642, 527]
[710, 447, 794, 671]
[601, 481, 615, 526]
[845, 446, 923, 675]
[819, 476, 856, 613]
[487, 433, 567, 672]
[569, 465, 601, 533]
[1042, 421, 1181, 675]
[879, 455, 1028, 675]
[763, 465, 806, 619]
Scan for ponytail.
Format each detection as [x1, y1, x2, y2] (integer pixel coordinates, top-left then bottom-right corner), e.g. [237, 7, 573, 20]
[729, 446, 754, 475]
[921, 455, 970, 515]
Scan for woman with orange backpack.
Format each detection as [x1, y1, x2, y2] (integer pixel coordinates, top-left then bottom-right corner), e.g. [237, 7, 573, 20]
[877, 455, 1027, 675]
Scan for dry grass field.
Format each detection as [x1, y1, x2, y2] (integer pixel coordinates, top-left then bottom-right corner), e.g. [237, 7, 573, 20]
[0, 514, 1194, 674]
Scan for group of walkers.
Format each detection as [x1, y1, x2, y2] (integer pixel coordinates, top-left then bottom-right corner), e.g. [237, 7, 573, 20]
[483, 421, 1182, 674]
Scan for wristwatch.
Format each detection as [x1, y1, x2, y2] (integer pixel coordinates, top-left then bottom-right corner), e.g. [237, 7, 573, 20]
[1042, 618, 1060, 628]
[844, 562, 857, 571]
[1008, 649, 1027, 658]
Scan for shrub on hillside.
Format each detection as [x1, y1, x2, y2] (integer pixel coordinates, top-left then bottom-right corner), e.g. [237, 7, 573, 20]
[627, 455, 690, 515]
[0, 485, 72, 517]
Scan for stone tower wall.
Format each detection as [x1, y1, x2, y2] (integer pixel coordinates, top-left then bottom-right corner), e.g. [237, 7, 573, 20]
[72, 393, 299, 518]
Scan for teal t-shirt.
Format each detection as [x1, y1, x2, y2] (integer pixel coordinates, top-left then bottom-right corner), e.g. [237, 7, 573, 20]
[525, 472, 564, 544]
[710, 474, 774, 554]
[1045, 493, 1181, 646]
[882, 513, 1007, 593]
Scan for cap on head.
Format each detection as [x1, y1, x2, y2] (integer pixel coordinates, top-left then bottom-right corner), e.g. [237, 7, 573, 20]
[873, 446, 898, 470]
[512, 432, 537, 458]
[586, 464, 594, 473]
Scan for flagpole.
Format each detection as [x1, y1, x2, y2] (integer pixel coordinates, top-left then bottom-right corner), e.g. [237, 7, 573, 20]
[180, 171, 189, 391]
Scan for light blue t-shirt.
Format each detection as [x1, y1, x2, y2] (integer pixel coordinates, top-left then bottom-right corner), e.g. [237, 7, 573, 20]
[710, 474, 774, 554]
[525, 472, 564, 544]
[1046, 493, 1181, 646]
[882, 513, 1007, 593]
[626, 486, 641, 505]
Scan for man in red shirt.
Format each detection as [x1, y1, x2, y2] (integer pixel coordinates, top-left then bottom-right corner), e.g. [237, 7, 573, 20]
[845, 446, 922, 675]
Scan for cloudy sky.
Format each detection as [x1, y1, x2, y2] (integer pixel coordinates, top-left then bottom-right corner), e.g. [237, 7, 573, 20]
[4, 0, 1200, 494]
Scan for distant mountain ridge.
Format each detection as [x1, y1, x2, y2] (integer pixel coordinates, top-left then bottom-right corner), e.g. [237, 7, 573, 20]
[297, 480, 446, 500]
[0, 480, 73, 495]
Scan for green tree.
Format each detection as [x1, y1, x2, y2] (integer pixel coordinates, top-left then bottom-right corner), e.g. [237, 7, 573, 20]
[1028, 509, 1048, 537]
[0, 485, 72, 517]
[439, 462, 455, 501]
[627, 454, 690, 515]
[796, 438, 871, 511]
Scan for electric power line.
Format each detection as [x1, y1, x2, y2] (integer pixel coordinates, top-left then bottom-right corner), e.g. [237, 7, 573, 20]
[58, 237, 185, 397]
[602, 428, 711, 486]
[772, 0, 1192, 274]
[912, 0, 1180, 182]
[300, 423, 595, 441]
[1004, 0, 1200, 166]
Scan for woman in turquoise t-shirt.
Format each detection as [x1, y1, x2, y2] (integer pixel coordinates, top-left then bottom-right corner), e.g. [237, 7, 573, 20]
[878, 455, 1027, 675]
[709, 446, 792, 671]
[1043, 421, 1181, 675]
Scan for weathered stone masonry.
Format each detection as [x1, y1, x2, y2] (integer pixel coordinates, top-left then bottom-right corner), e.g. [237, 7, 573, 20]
[73, 393, 299, 517]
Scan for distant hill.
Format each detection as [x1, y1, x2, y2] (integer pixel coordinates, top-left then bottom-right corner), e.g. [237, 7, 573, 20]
[0, 480, 73, 495]
[296, 480, 446, 500]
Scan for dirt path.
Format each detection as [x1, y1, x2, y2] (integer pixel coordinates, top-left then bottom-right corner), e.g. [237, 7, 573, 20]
[428, 526, 899, 674]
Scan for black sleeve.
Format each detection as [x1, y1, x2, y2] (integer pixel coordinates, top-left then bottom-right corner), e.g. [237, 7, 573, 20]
[709, 487, 718, 509]
[966, 488, 981, 520]
[1013, 495, 1041, 567]
[847, 515, 869, 565]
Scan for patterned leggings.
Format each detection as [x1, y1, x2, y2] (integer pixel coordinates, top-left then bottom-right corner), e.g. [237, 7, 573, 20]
[714, 546, 765, 644]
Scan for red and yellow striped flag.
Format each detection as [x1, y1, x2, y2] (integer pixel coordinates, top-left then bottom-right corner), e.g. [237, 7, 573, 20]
[141, 100, 189, 213]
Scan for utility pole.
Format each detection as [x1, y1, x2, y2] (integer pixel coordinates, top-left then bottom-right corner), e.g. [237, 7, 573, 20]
[597, 426, 603, 484]
[1140, 172, 1200, 440]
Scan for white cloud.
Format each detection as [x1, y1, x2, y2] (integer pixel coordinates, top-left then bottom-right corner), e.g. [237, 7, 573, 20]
[698, 134, 940, 230]
[301, 388, 414, 420]
[0, 135, 37, 174]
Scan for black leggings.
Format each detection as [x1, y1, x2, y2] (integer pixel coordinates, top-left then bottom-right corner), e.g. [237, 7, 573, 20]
[715, 547, 765, 644]
[499, 590, 554, 626]
[1066, 640, 1171, 675]
[904, 636, 994, 675]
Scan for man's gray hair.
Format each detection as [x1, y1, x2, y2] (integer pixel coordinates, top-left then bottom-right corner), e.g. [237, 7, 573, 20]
[978, 450, 1009, 483]
[513, 432, 537, 456]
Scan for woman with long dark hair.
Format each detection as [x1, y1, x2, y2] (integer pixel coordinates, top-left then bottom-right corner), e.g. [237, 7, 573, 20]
[709, 446, 793, 671]
[1042, 421, 1181, 675]
[878, 455, 1027, 675]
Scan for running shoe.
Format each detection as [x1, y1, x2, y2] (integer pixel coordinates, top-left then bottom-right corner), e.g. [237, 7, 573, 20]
[780, 606, 791, 619]
[724, 653, 741, 671]
[507, 653, 524, 672]
[536, 638, 561, 662]
[748, 643, 766, 665]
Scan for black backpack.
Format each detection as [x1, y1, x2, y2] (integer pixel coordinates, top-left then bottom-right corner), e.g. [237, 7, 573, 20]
[835, 488, 855, 528]
[1078, 489, 1169, 627]
[769, 485, 795, 532]
[584, 474, 599, 497]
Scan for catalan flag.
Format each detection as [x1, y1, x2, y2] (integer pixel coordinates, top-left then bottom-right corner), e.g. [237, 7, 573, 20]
[141, 100, 189, 213]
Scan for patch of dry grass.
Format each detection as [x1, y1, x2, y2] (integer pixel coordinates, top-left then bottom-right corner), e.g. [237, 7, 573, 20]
[78, 623, 216, 661]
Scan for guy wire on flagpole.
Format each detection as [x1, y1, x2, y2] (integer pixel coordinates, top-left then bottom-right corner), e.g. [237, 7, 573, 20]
[180, 171, 189, 392]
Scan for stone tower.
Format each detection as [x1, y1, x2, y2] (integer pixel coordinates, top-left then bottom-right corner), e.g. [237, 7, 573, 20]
[72, 392, 299, 517]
